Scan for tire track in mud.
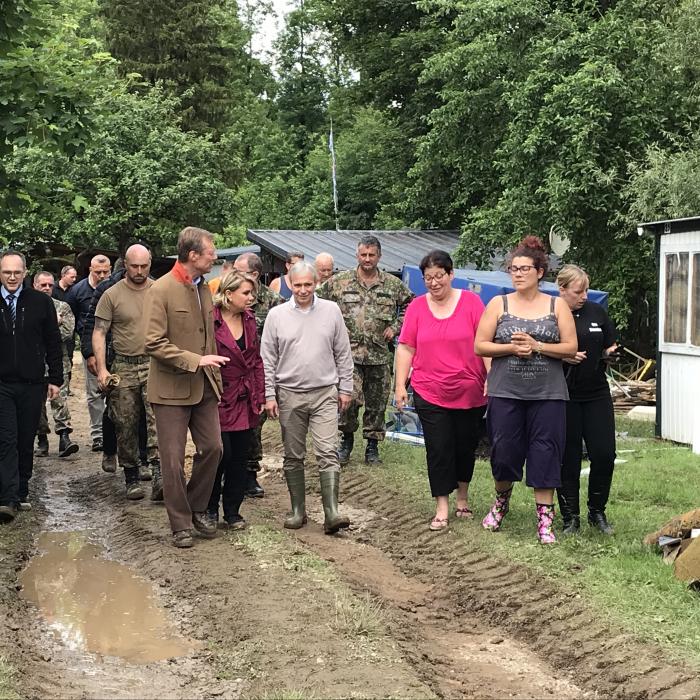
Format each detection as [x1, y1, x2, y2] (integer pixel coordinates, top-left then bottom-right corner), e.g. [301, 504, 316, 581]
[244, 473, 584, 700]
[328, 467, 700, 699]
[61, 469, 436, 700]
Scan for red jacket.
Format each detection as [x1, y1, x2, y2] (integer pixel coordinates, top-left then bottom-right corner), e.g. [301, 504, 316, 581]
[213, 307, 265, 432]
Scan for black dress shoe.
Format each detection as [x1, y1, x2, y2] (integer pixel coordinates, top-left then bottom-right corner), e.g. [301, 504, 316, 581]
[588, 510, 614, 535]
[0, 505, 16, 523]
[245, 473, 264, 498]
[91, 438, 103, 452]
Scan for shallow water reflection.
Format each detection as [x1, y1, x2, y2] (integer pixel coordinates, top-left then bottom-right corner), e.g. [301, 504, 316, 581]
[20, 531, 194, 663]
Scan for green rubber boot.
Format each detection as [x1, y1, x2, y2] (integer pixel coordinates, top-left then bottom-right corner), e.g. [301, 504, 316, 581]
[320, 471, 350, 534]
[284, 469, 307, 529]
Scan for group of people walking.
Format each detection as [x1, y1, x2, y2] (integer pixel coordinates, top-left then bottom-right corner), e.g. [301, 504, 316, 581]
[395, 236, 618, 543]
[0, 229, 618, 547]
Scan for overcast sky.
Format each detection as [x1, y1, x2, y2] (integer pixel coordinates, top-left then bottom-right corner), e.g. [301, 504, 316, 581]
[251, 0, 294, 58]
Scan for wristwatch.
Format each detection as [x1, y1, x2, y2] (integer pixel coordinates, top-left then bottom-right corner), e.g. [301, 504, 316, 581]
[536, 341, 543, 355]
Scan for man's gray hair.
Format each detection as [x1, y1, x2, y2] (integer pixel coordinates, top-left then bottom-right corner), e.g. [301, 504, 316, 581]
[288, 260, 317, 282]
[357, 234, 381, 254]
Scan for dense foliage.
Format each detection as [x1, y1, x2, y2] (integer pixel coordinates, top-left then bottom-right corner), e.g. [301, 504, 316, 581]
[3, 0, 700, 340]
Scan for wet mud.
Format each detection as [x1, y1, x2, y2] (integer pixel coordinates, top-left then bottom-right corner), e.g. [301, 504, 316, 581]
[20, 531, 195, 663]
[1, 361, 699, 698]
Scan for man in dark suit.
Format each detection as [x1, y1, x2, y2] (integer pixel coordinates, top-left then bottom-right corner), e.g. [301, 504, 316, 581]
[0, 250, 62, 521]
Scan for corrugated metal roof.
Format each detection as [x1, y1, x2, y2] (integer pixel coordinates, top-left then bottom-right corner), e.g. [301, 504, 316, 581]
[216, 244, 260, 259]
[247, 229, 461, 274]
[167, 244, 260, 260]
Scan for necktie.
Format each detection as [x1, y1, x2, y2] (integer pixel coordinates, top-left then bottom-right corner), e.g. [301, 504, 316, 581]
[6, 293, 16, 324]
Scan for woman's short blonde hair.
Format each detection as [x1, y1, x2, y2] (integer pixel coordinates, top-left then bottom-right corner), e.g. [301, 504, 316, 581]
[556, 264, 589, 290]
[213, 270, 257, 310]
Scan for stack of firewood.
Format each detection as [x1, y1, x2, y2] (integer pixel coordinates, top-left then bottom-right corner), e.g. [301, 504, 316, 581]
[610, 379, 656, 411]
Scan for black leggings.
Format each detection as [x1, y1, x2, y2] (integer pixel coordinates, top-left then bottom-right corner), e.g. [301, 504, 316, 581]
[208, 429, 252, 521]
[413, 390, 486, 498]
[561, 395, 616, 513]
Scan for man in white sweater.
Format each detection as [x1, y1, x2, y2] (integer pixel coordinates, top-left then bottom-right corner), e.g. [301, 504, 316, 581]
[261, 261, 353, 534]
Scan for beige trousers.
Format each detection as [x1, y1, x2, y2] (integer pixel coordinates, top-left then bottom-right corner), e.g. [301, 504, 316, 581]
[278, 385, 340, 474]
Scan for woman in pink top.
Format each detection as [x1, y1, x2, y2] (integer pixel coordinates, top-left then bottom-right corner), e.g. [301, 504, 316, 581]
[395, 250, 488, 531]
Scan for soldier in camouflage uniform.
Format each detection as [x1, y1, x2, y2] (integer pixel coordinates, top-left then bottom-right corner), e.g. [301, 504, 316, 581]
[93, 245, 161, 501]
[317, 234, 414, 465]
[233, 252, 284, 497]
[33, 272, 79, 458]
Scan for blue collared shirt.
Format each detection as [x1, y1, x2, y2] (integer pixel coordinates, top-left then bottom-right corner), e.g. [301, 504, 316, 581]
[1, 284, 22, 302]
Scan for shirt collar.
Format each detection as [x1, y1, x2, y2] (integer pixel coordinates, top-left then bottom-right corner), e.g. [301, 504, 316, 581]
[292, 293, 317, 310]
[2, 285, 22, 301]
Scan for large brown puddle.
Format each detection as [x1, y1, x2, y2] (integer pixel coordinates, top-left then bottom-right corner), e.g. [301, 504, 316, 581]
[20, 531, 195, 664]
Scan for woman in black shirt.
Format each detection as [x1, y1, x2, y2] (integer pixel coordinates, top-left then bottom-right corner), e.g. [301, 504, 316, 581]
[557, 265, 617, 535]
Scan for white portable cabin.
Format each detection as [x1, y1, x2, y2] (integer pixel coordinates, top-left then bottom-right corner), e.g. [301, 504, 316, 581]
[639, 216, 700, 450]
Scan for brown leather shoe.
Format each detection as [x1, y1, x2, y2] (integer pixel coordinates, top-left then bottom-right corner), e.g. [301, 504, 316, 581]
[172, 530, 193, 548]
[192, 512, 217, 538]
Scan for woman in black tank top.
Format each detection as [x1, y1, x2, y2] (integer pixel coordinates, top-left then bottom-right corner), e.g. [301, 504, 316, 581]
[475, 236, 577, 544]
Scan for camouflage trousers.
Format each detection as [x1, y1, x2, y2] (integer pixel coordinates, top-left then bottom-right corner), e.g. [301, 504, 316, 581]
[339, 363, 392, 441]
[38, 355, 72, 435]
[247, 408, 267, 473]
[107, 357, 158, 470]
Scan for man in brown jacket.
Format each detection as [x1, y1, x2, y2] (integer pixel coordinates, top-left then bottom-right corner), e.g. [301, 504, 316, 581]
[144, 227, 228, 548]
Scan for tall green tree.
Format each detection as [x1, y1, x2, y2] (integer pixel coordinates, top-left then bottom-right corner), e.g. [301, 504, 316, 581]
[0, 0, 113, 214]
[2, 87, 236, 253]
[99, 0, 249, 133]
[273, 0, 331, 155]
[409, 0, 695, 336]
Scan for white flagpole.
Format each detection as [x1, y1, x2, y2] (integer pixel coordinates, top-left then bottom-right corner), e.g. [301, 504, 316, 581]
[329, 118, 339, 231]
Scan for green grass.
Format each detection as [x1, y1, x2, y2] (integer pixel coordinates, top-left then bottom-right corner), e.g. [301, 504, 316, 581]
[376, 415, 700, 665]
[0, 656, 19, 700]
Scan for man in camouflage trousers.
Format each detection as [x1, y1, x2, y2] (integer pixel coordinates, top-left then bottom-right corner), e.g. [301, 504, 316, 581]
[34, 272, 79, 458]
[317, 234, 413, 465]
[93, 245, 161, 501]
[233, 252, 284, 497]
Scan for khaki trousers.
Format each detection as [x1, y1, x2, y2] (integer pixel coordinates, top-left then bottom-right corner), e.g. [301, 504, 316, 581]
[278, 385, 340, 474]
[152, 383, 223, 533]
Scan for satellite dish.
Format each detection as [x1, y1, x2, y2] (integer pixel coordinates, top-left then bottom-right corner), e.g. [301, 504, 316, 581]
[549, 226, 570, 257]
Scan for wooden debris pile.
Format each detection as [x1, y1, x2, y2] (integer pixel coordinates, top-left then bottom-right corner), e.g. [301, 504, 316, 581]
[609, 378, 656, 411]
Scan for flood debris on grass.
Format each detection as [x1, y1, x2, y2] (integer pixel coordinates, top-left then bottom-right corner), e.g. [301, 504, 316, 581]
[645, 509, 700, 587]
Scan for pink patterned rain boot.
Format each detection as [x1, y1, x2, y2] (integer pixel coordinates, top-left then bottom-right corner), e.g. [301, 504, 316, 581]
[482, 488, 513, 531]
[536, 503, 557, 544]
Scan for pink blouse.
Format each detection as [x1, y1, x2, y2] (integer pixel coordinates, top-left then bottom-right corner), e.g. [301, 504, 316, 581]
[399, 291, 487, 409]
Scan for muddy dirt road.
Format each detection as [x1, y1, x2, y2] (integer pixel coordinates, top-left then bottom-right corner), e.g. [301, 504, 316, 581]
[1, 366, 699, 699]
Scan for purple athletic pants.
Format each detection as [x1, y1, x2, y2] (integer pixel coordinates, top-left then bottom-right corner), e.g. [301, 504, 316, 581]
[487, 397, 565, 489]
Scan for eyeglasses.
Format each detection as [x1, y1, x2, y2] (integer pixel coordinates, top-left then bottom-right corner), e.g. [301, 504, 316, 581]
[0, 271, 24, 277]
[507, 265, 536, 274]
[423, 271, 448, 284]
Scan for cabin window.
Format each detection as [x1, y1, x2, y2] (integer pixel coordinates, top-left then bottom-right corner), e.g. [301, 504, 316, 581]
[692, 254, 700, 346]
[664, 252, 688, 344]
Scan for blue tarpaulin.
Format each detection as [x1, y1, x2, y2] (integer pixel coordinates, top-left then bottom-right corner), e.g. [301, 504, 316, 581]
[401, 266, 608, 308]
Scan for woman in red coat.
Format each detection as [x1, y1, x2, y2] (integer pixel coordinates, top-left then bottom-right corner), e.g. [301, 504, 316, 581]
[206, 271, 265, 529]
